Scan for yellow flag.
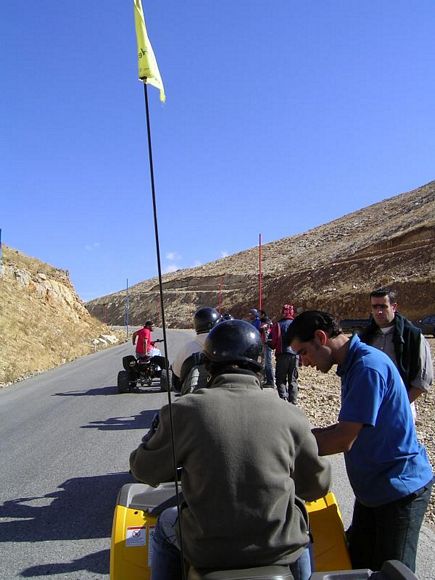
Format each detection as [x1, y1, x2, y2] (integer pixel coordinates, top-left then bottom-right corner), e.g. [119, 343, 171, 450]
[134, 0, 166, 102]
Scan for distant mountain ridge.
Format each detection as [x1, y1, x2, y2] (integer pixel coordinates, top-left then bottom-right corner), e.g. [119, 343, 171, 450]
[86, 180, 435, 326]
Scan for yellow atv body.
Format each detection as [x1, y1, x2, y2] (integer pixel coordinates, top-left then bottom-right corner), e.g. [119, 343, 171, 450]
[110, 483, 351, 579]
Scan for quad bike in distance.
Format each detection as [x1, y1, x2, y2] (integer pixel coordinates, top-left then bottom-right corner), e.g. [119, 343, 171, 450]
[117, 341, 172, 393]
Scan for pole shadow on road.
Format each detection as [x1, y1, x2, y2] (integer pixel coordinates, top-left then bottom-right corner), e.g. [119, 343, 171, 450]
[53, 384, 165, 397]
[0, 471, 132, 544]
[20, 548, 110, 577]
[81, 409, 157, 431]
[53, 386, 119, 396]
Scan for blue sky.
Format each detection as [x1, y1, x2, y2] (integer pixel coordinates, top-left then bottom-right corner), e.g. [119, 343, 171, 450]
[2, 1, 434, 301]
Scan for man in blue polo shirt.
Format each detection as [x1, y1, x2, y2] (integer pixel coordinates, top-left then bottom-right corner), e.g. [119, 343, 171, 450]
[286, 310, 433, 573]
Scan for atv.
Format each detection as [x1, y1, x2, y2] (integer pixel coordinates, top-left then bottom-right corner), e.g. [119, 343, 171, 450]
[117, 343, 172, 393]
[110, 482, 417, 580]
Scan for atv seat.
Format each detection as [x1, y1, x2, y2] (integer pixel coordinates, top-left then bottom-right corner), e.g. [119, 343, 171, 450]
[188, 566, 293, 580]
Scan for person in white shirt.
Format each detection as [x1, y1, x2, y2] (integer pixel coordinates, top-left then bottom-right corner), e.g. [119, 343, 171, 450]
[171, 307, 222, 392]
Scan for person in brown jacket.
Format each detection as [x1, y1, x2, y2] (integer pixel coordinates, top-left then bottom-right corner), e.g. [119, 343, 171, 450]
[130, 319, 331, 580]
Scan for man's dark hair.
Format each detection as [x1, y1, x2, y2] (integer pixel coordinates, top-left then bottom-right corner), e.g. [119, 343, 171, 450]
[286, 311, 342, 344]
[370, 287, 397, 303]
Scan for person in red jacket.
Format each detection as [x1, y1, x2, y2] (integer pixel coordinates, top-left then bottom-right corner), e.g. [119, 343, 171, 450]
[132, 320, 155, 358]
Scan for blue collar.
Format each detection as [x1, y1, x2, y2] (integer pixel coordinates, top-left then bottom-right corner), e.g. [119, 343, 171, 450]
[336, 334, 360, 378]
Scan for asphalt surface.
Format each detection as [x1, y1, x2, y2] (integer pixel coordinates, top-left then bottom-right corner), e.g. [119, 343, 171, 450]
[0, 328, 433, 579]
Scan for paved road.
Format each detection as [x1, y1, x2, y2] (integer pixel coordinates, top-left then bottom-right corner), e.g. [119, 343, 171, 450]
[0, 329, 190, 579]
[0, 329, 433, 579]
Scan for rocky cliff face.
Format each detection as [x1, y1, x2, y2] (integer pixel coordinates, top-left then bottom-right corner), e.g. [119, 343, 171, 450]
[0, 247, 119, 385]
[86, 181, 435, 326]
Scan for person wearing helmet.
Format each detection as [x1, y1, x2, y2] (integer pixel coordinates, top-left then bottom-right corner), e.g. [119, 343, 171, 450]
[269, 304, 299, 403]
[132, 320, 155, 358]
[248, 307, 261, 330]
[171, 306, 221, 392]
[221, 312, 234, 321]
[130, 319, 331, 580]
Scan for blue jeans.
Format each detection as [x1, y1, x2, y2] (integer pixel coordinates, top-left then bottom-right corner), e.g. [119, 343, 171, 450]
[152, 507, 312, 580]
[349, 480, 433, 572]
[152, 507, 183, 580]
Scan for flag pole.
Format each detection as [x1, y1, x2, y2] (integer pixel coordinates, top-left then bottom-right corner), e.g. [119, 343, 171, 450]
[142, 82, 170, 360]
[134, 0, 184, 565]
[258, 233, 263, 311]
[141, 68, 187, 580]
[143, 72, 186, 579]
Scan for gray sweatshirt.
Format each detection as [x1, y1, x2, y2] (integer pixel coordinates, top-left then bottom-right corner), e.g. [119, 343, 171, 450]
[130, 372, 331, 569]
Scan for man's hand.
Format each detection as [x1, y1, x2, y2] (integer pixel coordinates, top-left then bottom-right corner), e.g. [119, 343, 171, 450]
[141, 413, 160, 445]
[408, 386, 425, 403]
[313, 421, 363, 455]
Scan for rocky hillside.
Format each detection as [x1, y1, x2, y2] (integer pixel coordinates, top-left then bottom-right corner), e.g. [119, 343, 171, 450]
[86, 181, 435, 325]
[0, 246, 120, 385]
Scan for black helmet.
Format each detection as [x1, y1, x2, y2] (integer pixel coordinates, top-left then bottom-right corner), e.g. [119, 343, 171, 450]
[203, 319, 263, 371]
[194, 307, 222, 334]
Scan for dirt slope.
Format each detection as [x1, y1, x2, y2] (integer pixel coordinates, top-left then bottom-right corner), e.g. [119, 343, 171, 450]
[86, 180, 435, 325]
[0, 246, 121, 385]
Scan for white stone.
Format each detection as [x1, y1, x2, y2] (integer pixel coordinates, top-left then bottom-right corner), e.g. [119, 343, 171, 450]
[100, 334, 118, 344]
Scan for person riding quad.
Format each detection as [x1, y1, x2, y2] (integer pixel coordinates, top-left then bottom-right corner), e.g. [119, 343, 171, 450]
[129, 319, 331, 580]
[132, 320, 155, 358]
[171, 306, 222, 393]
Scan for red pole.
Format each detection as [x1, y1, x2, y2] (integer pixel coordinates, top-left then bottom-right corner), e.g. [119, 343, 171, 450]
[258, 233, 263, 311]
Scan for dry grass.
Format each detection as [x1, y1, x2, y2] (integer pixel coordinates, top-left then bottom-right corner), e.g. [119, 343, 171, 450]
[0, 246, 125, 385]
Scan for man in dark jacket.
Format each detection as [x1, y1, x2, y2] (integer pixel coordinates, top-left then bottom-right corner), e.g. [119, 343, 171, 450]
[259, 309, 274, 386]
[359, 288, 432, 411]
[269, 304, 299, 402]
[130, 319, 331, 580]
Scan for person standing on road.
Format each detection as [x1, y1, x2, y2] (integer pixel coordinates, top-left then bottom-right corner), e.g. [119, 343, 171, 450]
[269, 304, 299, 403]
[130, 319, 331, 580]
[359, 288, 432, 412]
[287, 310, 433, 573]
[132, 320, 155, 358]
[259, 309, 274, 387]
